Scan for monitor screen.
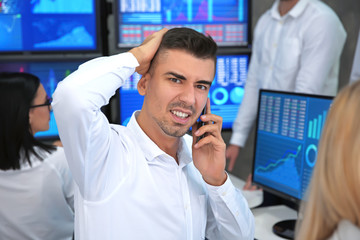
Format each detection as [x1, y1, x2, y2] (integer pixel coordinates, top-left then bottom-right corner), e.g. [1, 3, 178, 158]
[0, 0, 99, 53]
[118, 53, 249, 129]
[116, 0, 250, 48]
[0, 60, 84, 139]
[252, 89, 333, 203]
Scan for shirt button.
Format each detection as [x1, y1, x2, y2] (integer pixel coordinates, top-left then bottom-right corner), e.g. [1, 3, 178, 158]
[222, 191, 227, 196]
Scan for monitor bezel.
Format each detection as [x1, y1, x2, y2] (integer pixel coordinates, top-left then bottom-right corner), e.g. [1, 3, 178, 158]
[251, 89, 333, 204]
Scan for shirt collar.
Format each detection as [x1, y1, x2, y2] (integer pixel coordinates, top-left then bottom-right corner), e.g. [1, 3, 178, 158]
[127, 111, 193, 167]
[271, 0, 311, 20]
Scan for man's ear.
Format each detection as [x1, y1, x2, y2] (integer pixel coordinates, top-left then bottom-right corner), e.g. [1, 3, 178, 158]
[137, 72, 151, 96]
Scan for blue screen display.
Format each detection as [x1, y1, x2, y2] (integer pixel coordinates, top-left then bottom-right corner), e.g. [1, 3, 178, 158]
[119, 54, 249, 129]
[117, 0, 249, 47]
[0, 0, 97, 52]
[252, 90, 333, 201]
[0, 61, 84, 139]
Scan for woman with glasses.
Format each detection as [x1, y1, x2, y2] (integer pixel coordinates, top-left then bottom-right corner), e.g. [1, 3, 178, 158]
[0, 72, 74, 240]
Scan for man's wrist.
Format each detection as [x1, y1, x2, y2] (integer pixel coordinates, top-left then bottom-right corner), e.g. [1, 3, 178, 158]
[203, 172, 227, 186]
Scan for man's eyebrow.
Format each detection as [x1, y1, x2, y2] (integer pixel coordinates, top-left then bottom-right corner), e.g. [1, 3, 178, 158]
[165, 72, 186, 80]
[197, 80, 213, 87]
[165, 72, 213, 86]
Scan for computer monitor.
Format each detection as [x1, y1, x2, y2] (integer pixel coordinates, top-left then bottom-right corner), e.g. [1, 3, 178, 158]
[0, 0, 101, 53]
[252, 89, 333, 239]
[115, 0, 250, 48]
[0, 60, 84, 139]
[118, 53, 249, 129]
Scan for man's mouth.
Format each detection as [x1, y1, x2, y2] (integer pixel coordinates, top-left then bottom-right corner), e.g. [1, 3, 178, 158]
[171, 110, 189, 119]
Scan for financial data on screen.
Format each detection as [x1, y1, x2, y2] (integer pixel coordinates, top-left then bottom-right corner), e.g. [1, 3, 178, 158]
[117, 0, 249, 47]
[0, 61, 83, 139]
[119, 54, 249, 128]
[252, 90, 333, 201]
[0, 0, 97, 52]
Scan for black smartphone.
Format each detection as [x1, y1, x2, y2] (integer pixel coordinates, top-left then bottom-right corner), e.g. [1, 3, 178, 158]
[196, 105, 207, 143]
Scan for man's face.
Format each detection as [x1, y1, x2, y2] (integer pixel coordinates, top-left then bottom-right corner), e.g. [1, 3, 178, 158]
[138, 49, 215, 139]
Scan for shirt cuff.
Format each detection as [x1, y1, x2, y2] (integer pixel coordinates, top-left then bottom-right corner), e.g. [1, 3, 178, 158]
[206, 172, 236, 203]
[229, 132, 247, 147]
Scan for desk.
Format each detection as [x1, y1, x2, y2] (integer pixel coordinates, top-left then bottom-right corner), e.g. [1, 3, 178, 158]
[252, 205, 298, 240]
[228, 173, 263, 209]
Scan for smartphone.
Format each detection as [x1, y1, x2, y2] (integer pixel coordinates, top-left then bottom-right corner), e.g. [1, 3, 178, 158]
[196, 105, 207, 143]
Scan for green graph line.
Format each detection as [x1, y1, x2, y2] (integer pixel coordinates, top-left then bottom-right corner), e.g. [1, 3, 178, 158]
[256, 145, 302, 172]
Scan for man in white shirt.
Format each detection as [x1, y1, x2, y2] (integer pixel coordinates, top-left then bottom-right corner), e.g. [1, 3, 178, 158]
[226, 0, 346, 172]
[53, 28, 254, 240]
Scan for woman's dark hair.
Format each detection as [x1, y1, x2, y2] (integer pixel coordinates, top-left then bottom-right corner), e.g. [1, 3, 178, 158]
[0, 72, 55, 170]
[150, 27, 218, 71]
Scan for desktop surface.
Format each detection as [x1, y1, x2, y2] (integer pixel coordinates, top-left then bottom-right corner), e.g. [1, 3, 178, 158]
[252, 205, 297, 240]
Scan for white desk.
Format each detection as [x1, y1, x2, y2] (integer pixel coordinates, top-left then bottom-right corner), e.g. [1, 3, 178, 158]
[252, 205, 298, 240]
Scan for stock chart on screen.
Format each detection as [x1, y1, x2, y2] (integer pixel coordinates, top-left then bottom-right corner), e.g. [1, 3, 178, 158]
[0, 0, 97, 52]
[117, 0, 249, 47]
[252, 90, 333, 201]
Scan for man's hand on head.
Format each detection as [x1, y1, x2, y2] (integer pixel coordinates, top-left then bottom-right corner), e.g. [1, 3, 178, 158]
[129, 28, 168, 75]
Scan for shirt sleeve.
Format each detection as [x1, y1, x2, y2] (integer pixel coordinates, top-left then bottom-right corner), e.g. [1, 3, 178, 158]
[52, 52, 139, 201]
[205, 174, 255, 239]
[294, 12, 346, 94]
[350, 29, 360, 83]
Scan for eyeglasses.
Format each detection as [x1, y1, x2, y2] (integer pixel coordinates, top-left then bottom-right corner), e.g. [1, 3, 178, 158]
[30, 96, 52, 110]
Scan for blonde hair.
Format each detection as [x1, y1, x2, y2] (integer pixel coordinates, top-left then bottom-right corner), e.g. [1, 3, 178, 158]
[296, 80, 360, 240]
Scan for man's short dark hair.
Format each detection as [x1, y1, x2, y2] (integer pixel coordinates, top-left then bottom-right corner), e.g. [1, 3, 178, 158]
[150, 27, 218, 71]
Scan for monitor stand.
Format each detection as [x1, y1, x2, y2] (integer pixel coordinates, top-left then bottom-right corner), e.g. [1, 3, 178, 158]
[272, 219, 296, 239]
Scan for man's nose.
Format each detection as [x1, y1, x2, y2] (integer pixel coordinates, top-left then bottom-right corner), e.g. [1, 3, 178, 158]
[178, 84, 196, 105]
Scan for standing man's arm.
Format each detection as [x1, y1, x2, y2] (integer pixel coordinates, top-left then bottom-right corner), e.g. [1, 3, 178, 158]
[52, 29, 168, 201]
[52, 54, 139, 200]
[294, 13, 346, 94]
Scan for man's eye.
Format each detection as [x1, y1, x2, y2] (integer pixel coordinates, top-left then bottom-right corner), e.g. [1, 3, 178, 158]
[197, 85, 207, 90]
[170, 78, 181, 83]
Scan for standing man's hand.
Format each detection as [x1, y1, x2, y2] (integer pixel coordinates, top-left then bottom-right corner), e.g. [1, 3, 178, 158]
[192, 98, 227, 186]
[129, 28, 168, 75]
[225, 144, 240, 171]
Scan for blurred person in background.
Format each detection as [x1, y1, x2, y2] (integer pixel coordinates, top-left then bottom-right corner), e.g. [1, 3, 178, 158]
[296, 80, 360, 240]
[0, 72, 74, 240]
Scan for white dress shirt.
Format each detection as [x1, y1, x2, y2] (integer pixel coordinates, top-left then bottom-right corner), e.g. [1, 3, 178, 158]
[350, 29, 360, 83]
[230, 0, 347, 147]
[0, 147, 74, 240]
[327, 220, 360, 240]
[52, 52, 254, 240]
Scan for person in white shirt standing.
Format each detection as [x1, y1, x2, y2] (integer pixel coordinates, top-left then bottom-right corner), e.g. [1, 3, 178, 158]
[53, 28, 254, 240]
[226, 0, 347, 173]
